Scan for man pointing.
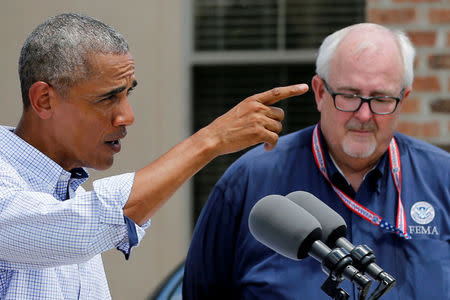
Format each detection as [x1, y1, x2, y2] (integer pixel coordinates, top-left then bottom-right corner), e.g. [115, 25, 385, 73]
[0, 12, 307, 299]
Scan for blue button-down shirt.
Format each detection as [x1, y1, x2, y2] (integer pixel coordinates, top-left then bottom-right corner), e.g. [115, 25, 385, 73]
[183, 125, 450, 300]
[0, 126, 149, 299]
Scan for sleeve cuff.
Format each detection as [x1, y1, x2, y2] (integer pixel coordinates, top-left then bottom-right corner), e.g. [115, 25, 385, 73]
[117, 215, 151, 260]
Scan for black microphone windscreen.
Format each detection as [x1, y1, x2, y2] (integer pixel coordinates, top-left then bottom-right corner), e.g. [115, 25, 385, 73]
[248, 194, 322, 260]
[286, 191, 347, 247]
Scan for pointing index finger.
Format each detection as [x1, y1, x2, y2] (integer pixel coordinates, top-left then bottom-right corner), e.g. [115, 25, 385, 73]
[250, 84, 309, 106]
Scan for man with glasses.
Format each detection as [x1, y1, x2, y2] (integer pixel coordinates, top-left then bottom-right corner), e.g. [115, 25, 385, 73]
[184, 23, 449, 299]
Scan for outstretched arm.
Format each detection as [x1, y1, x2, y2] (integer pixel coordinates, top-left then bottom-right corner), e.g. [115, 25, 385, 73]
[124, 84, 309, 225]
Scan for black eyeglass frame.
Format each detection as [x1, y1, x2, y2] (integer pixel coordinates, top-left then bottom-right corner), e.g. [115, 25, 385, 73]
[322, 78, 405, 115]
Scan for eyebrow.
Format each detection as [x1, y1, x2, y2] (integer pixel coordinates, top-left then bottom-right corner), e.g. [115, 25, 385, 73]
[98, 80, 138, 98]
[337, 86, 395, 96]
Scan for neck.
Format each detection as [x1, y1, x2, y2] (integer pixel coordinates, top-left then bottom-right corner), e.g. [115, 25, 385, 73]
[15, 113, 68, 170]
[14, 114, 38, 147]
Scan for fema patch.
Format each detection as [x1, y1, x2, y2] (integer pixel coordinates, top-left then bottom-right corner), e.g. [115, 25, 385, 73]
[410, 201, 435, 225]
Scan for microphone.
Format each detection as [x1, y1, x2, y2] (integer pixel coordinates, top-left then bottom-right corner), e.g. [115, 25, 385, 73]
[249, 195, 372, 298]
[286, 191, 396, 300]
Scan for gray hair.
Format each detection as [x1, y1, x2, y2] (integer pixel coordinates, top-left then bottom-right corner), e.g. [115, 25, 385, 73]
[315, 23, 415, 88]
[19, 12, 129, 108]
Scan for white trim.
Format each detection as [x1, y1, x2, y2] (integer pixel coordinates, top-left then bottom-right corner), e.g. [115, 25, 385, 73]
[191, 50, 317, 65]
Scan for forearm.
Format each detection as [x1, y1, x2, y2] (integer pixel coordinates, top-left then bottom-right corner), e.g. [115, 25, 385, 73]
[124, 84, 309, 225]
[124, 127, 217, 225]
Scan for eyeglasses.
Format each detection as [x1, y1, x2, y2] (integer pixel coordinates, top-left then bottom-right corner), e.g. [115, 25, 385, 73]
[322, 79, 404, 115]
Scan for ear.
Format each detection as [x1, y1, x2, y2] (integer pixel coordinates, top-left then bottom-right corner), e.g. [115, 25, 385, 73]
[401, 87, 412, 101]
[396, 86, 412, 111]
[311, 75, 326, 112]
[28, 81, 55, 119]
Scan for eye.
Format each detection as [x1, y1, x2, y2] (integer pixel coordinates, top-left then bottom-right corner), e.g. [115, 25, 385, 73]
[96, 94, 118, 105]
[373, 97, 396, 104]
[103, 95, 117, 102]
[341, 94, 358, 100]
[126, 87, 135, 96]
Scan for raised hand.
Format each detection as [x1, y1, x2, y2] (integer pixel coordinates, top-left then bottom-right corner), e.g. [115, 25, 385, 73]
[201, 83, 309, 155]
[127, 83, 309, 223]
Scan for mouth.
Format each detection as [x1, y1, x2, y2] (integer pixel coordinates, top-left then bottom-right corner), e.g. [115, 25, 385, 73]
[104, 129, 127, 152]
[105, 140, 120, 145]
[348, 129, 374, 138]
[349, 129, 371, 134]
[346, 122, 377, 136]
[104, 138, 122, 152]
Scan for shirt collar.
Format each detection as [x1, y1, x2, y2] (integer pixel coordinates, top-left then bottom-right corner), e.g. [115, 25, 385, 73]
[0, 126, 89, 197]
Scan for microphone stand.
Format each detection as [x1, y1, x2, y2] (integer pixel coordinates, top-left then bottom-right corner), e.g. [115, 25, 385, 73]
[339, 243, 396, 300]
[309, 244, 372, 300]
[321, 274, 350, 300]
[367, 272, 396, 300]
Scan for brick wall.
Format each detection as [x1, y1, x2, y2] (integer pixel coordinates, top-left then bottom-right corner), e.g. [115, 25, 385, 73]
[367, 0, 450, 151]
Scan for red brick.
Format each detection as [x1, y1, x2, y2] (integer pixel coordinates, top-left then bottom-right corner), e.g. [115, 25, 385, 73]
[429, 9, 450, 24]
[407, 31, 437, 47]
[397, 121, 418, 136]
[400, 97, 420, 113]
[430, 99, 450, 113]
[429, 54, 450, 69]
[368, 8, 416, 24]
[423, 122, 440, 137]
[413, 76, 441, 91]
[397, 121, 441, 137]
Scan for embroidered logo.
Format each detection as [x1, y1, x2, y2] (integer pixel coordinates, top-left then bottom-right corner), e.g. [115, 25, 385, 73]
[410, 201, 435, 225]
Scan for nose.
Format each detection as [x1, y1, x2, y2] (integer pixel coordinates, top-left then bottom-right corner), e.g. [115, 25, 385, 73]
[113, 97, 135, 127]
[353, 102, 373, 122]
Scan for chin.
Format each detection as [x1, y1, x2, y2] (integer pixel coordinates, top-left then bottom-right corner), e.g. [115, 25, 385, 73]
[89, 158, 114, 171]
[342, 140, 376, 159]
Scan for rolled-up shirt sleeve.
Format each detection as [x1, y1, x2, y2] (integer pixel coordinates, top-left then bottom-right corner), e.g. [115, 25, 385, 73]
[0, 171, 150, 270]
[120, 215, 150, 260]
